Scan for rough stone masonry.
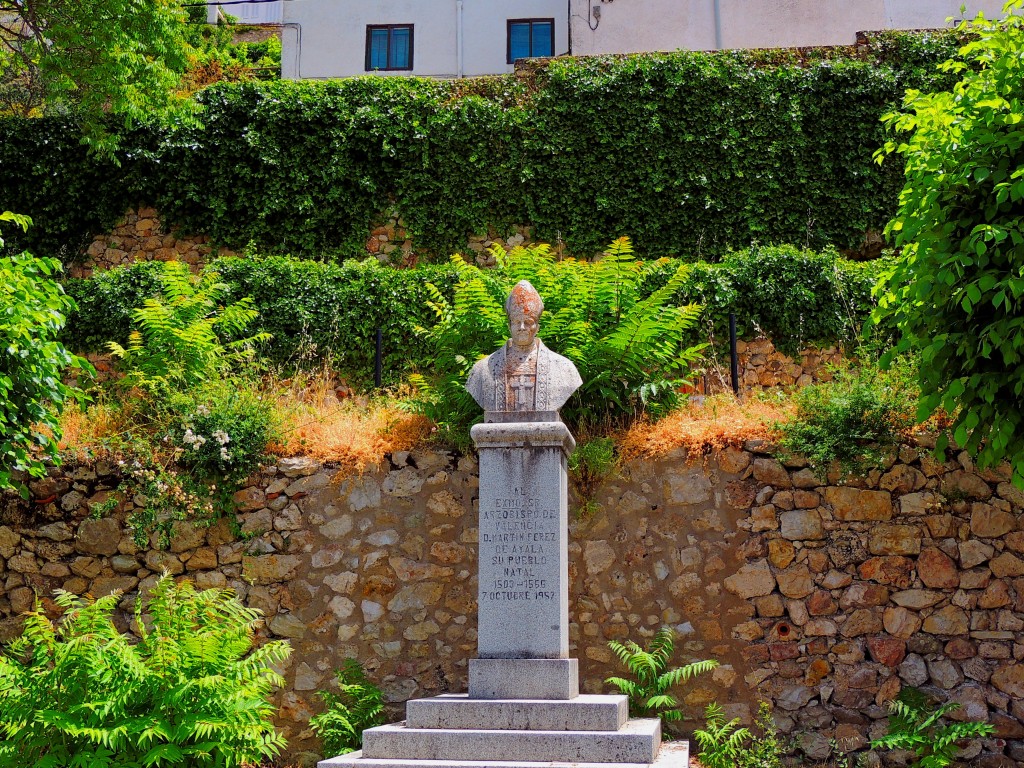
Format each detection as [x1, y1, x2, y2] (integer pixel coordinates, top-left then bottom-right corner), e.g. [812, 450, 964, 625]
[1, 437, 1022, 766]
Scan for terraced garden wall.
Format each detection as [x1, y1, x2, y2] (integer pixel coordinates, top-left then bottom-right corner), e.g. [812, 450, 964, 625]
[1, 441, 1022, 765]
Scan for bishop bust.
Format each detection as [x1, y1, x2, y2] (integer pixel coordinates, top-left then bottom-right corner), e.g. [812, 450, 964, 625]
[466, 280, 582, 421]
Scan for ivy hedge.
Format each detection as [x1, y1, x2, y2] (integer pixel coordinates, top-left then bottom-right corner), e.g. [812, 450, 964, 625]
[2, 31, 962, 263]
[63, 245, 887, 383]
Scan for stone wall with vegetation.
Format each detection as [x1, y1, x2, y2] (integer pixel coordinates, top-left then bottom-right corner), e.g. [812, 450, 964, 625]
[70, 207, 237, 279]
[73, 207, 544, 277]
[700, 338, 845, 393]
[1, 442, 1021, 764]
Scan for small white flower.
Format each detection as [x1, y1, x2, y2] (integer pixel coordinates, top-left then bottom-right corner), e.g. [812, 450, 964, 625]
[213, 430, 230, 445]
[220, 447, 232, 462]
[196, 405, 210, 416]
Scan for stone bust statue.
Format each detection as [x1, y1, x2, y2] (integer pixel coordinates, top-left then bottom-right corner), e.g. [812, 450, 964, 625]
[466, 280, 582, 419]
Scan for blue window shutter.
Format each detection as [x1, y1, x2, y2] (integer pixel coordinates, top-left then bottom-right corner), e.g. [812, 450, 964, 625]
[532, 22, 553, 57]
[369, 29, 389, 69]
[509, 22, 530, 61]
[391, 27, 411, 68]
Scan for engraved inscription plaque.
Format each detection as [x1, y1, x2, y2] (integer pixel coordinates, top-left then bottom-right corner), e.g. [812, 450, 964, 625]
[475, 440, 570, 659]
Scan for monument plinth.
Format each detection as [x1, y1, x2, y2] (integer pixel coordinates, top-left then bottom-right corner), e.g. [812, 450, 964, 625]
[469, 420, 577, 699]
[319, 280, 683, 768]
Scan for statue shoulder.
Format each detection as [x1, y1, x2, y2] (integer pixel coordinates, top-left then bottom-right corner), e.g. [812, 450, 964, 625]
[466, 348, 501, 397]
[538, 341, 583, 392]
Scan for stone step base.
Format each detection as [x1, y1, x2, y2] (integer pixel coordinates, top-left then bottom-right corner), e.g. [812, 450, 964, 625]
[468, 658, 579, 700]
[406, 694, 628, 732]
[319, 740, 689, 768]
[359, 719, 660, 763]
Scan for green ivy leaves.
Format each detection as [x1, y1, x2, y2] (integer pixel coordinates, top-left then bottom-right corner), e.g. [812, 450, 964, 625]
[2, 31, 962, 265]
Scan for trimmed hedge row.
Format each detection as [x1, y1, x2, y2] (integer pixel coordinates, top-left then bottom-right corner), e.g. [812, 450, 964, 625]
[3, 31, 962, 263]
[63, 246, 887, 383]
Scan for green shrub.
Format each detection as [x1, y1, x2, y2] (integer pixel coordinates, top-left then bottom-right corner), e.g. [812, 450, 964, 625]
[2, 32, 962, 262]
[641, 244, 888, 355]
[107, 261, 270, 393]
[693, 703, 752, 768]
[870, 687, 995, 768]
[107, 379, 277, 547]
[163, 379, 277, 484]
[122, 460, 218, 548]
[778, 361, 917, 474]
[0, 574, 290, 767]
[212, 255, 460, 379]
[605, 626, 717, 724]
[694, 702, 783, 768]
[61, 260, 165, 351]
[0, 212, 92, 497]
[740, 703, 784, 768]
[407, 238, 705, 444]
[62, 246, 883, 386]
[568, 436, 617, 516]
[310, 659, 386, 757]
[874, 4, 1024, 486]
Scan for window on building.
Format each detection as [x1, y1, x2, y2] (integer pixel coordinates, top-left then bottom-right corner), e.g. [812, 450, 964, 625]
[366, 25, 413, 71]
[507, 19, 554, 64]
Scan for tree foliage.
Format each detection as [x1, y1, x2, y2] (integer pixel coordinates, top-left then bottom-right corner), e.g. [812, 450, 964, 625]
[0, 574, 291, 767]
[407, 238, 705, 444]
[0, 0, 196, 151]
[0, 1, 279, 152]
[0, 212, 90, 497]
[874, 1, 1024, 485]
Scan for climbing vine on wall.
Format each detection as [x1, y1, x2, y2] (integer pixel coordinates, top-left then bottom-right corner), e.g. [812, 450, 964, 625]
[0, 31, 961, 262]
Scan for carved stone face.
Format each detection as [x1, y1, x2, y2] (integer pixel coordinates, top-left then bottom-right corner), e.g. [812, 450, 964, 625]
[508, 306, 539, 349]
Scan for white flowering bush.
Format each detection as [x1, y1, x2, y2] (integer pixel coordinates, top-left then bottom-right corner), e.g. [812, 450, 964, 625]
[166, 380, 275, 483]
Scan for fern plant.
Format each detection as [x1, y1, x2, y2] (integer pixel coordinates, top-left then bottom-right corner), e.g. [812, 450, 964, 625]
[870, 687, 995, 768]
[605, 626, 717, 724]
[407, 238, 705, 445]
[310, 658, 386, 756]
[108, 260, 270, 393]
[0, 574, 291, 767]
[694, 702, 752, 768]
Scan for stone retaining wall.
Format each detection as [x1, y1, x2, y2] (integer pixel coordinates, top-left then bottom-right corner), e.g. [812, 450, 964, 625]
[72, 206, 535, 276]
[2, 442, 1021, 765]
[698, 338, 844, 393]
[70, 207, 237, 279]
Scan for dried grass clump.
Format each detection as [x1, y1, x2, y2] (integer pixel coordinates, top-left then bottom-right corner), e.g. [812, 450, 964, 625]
[618, 394, 793, 460]
[56, 396, 150, 462]
[271, 371, 430, 473]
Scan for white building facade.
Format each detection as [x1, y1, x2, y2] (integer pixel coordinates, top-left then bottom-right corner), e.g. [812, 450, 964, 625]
[280, 0, 1008, 80]
[571, 0, 1009, 55]
[208, 1, 283, 25]
[281, 0, 570, 79]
